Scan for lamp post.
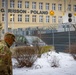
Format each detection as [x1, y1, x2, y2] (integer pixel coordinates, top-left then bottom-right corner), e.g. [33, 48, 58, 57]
[68, 24, 71, 53]
[5, 0, 8, 33]
[49, 10, 55, 46]
[52, 27, 55, 47]
[64, 0, 66, 12]
[11, 1, 14, 33]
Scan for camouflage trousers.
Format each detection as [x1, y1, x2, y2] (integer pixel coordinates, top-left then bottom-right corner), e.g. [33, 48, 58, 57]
[0, 70, 9, 75]
[0, 65, 11, 75]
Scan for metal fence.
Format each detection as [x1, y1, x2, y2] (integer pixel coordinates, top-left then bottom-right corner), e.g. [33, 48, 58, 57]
[1, 24, 76, 52]
[36, 31, 76, 52]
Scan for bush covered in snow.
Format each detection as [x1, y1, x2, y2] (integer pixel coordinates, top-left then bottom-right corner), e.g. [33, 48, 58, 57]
[12, 45, 54, 68]
[12, 46, 38, 67]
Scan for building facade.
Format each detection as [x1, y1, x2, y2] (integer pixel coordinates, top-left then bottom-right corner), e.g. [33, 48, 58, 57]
[0, 0, 76, 30]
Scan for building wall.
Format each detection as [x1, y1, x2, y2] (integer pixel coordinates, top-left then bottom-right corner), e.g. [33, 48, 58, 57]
[0, 0, 76, 29]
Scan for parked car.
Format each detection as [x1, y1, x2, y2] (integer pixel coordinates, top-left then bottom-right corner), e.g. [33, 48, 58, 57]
[15, 35, 47, 47]
[14, 35, 54, 54]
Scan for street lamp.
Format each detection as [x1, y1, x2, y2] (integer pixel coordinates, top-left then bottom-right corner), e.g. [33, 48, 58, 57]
[49, 10, 55, 46]
[68, 24, 71, 53]
[10, 0, 14, 33]
[52, 28, 54, 47]
[5, 0, 8, 33]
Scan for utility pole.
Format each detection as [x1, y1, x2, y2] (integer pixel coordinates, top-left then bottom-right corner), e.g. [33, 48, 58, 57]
[64, 0, 66, 12]
[5, 0, 8, 33]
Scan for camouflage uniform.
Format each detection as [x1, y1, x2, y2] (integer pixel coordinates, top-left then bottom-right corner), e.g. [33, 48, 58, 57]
[0, 40, 12, 75]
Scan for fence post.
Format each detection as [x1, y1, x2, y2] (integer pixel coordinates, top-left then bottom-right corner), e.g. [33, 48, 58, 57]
[68, 24, 71, 53]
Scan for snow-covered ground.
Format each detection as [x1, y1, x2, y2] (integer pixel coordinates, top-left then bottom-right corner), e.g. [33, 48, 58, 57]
[12, 51, 76, 75]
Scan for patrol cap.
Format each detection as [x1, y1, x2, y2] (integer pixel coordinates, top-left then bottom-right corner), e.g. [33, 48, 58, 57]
[4, 32, 15, 42]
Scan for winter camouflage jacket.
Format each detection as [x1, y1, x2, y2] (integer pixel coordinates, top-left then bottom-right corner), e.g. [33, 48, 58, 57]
[0, 40, 12, 75]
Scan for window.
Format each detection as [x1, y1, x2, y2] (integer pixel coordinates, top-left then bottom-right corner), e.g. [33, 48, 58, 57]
[18, 0, 22, 8]
[18, 14, 22, 22]
[46, 16, 50, 23]
[73, 16, 76, 23]
[2, 14, 5, 21]
[68, 4, 71, 11]
[10, 14, 15, 22]
[46, 3, 49, 10]
[73, 5, 76, 12]
[32, 15, 36, 22]
[32, 2, 36, 9]
[25, 1, 29, 8]
[39, 15, 43, 22]
[52, 3, 56, 10]
[52, 16, 56, 23]
[39, 2, 43, 10]
[73, 16, 75, 23]
[58, 16, 62, 23]
[2, 0, 5, 7]
[58, 4, 62, 11]
[25, 15, 29, 22]
[10, 0, 14, 8]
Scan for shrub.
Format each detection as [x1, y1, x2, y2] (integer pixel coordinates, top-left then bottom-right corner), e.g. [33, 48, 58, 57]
[12, 46, 38, 67]
[38, 45, 54, 57]
[70, 44, 76, 54]
[50, 55, 59, 67]
[65, 44, 76, 60]
[12, 45, 54, 67]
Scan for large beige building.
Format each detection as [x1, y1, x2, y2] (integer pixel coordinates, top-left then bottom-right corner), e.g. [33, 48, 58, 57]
[0, 0, 76, 29]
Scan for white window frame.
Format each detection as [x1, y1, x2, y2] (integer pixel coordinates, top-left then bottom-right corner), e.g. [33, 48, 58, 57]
[73, 5, 76, 12]
[25, 1, 29, 8]
[2, 0, 5, 7]
[18, 14, 22, 22]
[2, 14, 5, 21]
[10, 0, 14, 8]
[52, 16, 56, 23]
[18, 1, 22, 8]
[39, 2, 43, 10]
[68, 4, 71, 11]
[58, 4, 62, 11]
[46, 3, 49, 10]
[32, 2, 36, 9]
[73, 16, 76, 23]
[10, 14, 15, 22]
[46, 16, 50, 23]
[25, 15, 29, 22]
[39, 15, 43, 22]
[58, 16, 62, 23]
[32, 15, 36, 22]
[52, 3, 56, 10]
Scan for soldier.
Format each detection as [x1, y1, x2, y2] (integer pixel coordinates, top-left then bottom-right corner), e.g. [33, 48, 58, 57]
[0, 32, 15, 75]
